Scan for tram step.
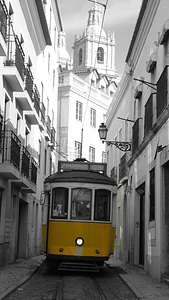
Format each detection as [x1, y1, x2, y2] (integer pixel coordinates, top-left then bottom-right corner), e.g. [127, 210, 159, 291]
[58, 261, 99, 272]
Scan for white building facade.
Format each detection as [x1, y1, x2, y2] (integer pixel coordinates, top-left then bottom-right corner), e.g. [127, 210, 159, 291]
[0, 0, 62, 266]
[106, 0, 169, 281]
[57, 1, 119, 163]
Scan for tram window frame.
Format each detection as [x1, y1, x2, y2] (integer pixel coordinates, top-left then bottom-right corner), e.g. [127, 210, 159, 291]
[51, 187, 68, 219]
[70, 188, 92, 220]
[94, 189, 111, 221]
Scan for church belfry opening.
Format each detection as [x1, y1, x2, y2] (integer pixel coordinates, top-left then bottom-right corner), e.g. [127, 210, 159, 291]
[97, 47, 104, 63]
[79, 48, 83, 65]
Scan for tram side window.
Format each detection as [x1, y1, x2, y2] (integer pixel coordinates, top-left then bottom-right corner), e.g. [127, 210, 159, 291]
[70, 188, 92, 220]
[52, 187, 68, 219]
[94, 189, 110, 221]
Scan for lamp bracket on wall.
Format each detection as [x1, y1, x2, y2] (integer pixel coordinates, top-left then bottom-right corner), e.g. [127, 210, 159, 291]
[102, 140, 132, 152]
[133, 78, 157, 91]
[117, 117, 135, 123]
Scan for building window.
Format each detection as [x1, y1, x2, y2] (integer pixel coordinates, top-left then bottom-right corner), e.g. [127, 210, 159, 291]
[52, 187, 68, 219]
[76, 101, 82, 121]
[94, 189, 110, 221]
[150, 168, 155, 222]
[44, 148, 47, 175]
[144, 94, 153, 136]
[16, 114, 21, 136]
[54, 26, 56, 50]
[48, 53, 50, 73]
[90, 108, 96, 127]
[53, 69, 55, 88]
[38, 140, 41, 167]
[89, 146, 95, 162]
[132, 118, 140, 153]
[70, 188, 92, 220]
[79, 48, 82, 65]
[157, 66, 168, 118]
[97, 47, 104, 63]
[25, 128, 30, 147]
[75, 141, 81, 159]
[119, 153, 127, 181]
[102, 151, 106, 163]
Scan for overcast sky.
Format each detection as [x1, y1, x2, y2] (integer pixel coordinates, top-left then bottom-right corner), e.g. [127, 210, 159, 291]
[58, 0, 142, 75]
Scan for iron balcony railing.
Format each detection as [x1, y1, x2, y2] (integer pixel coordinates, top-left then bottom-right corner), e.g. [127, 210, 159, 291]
[1, 130, 37, 185]
[24, 66, 42, 120]
[40, 102, 46, 126]
[5, 29, 25, 81]
[0, 0, 8, 41]
[21, 146, 30, 178]
[50, 127, 56, 145]
[2, 130, 21, 169]
[33, 84, 40, 116]
[24, 65, 34, 99]
[30, 158, 38, 185]
[45, 115, 51, 137]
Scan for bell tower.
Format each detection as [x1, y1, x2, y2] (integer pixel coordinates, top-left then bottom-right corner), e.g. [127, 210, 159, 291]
[72, 1, 116, 79]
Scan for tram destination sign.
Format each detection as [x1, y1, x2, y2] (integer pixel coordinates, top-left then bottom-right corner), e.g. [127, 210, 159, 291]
[58, 161, 107, 175]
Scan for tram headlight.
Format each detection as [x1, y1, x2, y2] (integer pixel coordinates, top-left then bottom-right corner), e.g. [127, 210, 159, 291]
[75, 237, 84, 246]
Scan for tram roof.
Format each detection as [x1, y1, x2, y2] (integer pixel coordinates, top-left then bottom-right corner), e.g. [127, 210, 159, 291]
[44, 170, 117, 186]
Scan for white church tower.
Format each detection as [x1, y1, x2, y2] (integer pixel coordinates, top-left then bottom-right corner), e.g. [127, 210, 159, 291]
[73, 0, 116, 79]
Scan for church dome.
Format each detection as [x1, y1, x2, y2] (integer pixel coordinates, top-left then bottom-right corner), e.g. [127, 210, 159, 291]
[57, 47, 70, 61]
[57, 31, 71, 68]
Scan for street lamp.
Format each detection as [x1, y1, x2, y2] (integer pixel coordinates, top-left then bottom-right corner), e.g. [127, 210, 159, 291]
[98, 123, 132, 152]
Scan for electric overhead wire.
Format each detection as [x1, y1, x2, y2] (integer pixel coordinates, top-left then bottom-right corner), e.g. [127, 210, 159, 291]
[82, 0, 108, 130]
[52, 141, 82, 161]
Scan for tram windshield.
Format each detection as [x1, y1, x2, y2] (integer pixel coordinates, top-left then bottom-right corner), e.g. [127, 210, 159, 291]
[70, 188, 92, 220]
[52, 187, 68, 219]
[94, 189, 110, 221]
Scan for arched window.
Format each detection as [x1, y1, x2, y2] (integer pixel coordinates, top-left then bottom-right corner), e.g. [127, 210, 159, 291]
[79, 48, 83, 65]
[97, 47, 104, 63]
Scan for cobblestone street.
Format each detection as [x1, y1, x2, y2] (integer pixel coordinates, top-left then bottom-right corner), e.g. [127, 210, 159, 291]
[5, 261, 136, 300]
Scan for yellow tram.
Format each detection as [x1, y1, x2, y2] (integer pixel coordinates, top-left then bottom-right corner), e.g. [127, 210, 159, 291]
[42, 160, 117, 265]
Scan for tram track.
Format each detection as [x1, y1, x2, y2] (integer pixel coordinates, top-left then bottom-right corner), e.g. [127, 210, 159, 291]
[54, 271, 108, 300]
[5, 261, 137, 299]
[91, 275, 108, 300]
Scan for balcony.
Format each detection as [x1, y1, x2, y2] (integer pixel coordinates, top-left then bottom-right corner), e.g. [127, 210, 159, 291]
[3, 32, 25, 91]
[39, 102, 46, 130]
[14, 65, 42, 126]
[0, 0, 8, 56]
[50, 127, 56, 145]
[0, 130, 37, 193]
[15, 65, 34, 111]
[44, 115, 51, 141]
[24, 84, 41, 125]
